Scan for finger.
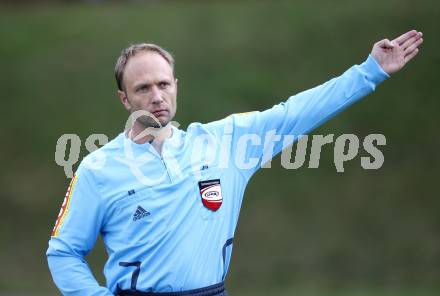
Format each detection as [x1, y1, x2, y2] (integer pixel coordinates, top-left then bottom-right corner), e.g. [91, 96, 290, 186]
[392, 30, 418, 45]
[404, 48, 419, 64]
[401, 34, 422, 50]
[404, 37, 423, 54]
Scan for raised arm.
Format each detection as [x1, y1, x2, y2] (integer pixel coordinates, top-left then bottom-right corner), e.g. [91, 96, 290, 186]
[218, 30, 423, 179]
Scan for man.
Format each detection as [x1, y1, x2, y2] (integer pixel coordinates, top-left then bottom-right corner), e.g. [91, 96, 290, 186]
[47, 30, 423, 295]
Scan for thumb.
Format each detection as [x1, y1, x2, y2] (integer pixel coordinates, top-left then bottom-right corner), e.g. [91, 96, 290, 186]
[376, 38, 394, 49]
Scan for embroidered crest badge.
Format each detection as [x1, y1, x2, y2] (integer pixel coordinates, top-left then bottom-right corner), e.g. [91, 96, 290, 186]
[198, 179, 223, 211]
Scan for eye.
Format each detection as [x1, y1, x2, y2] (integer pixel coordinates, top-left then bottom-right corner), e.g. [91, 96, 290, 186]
[159, 81, 170, 89]
[136, 85, 148, 93]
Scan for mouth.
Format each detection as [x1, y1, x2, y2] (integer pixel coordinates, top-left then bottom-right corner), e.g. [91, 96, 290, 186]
[151, 109, 168, 117]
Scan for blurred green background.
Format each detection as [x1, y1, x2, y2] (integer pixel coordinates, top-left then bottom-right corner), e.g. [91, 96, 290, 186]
[1, 0, 439, 295]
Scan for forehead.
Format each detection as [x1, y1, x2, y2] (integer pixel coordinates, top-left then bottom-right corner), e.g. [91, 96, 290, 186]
[123, 51, 174, 87]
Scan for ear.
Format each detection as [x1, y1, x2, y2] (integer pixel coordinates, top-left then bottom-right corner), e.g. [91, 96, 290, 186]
[118, 90, 131, 111]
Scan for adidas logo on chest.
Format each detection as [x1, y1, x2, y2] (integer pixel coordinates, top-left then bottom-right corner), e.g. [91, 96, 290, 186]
[133, 206, 150, 221]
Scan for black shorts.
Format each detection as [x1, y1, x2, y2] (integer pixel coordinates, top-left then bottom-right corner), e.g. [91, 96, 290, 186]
[116, 282, 228, 296]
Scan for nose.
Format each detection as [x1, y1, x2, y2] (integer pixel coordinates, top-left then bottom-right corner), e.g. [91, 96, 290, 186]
[150, 86, 163, 104]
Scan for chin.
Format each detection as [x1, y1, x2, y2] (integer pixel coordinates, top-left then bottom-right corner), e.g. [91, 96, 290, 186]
[158, 118, 171, 127]
[137, 116, 162, 129]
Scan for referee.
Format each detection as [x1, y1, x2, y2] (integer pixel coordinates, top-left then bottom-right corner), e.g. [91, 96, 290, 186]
[47, 30, 423, 295]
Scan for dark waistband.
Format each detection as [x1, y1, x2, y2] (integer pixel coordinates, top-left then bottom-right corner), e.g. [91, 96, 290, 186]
[117, 282, 226, 296]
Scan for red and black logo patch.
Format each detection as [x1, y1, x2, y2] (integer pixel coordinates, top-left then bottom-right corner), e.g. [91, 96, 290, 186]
[198, 179, 223, 211]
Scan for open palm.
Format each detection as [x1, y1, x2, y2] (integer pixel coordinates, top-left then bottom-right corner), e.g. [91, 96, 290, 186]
[371, 30, 423, 75]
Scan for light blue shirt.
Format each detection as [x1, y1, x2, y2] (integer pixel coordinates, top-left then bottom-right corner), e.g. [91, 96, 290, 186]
[47, 55, 389, 295]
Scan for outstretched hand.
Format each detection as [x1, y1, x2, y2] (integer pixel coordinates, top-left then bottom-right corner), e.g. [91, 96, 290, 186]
[371, 30, 423, 75]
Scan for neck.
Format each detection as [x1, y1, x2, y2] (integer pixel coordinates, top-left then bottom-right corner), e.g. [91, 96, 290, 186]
[128, 122, 173, 147]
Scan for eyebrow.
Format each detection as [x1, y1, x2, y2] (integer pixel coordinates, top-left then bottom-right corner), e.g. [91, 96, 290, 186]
[134, 82, 150, 91]
[133, 78, 172, 91]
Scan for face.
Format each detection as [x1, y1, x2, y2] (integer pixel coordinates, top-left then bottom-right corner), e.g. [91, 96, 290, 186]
[118, 51, 178, 128]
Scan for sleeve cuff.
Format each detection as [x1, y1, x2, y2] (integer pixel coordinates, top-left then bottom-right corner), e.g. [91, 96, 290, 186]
[360, 54, 390, 86]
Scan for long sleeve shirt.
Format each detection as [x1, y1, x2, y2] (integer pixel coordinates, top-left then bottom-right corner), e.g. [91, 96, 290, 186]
[47, 55, 389, 295]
